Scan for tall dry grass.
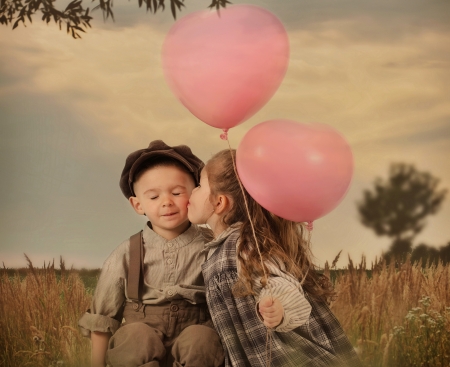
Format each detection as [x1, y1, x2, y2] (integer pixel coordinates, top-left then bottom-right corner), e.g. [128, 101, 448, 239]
[328, 254, 450, 366]
[0, 256, 91, 367]
[1, 254, 449, 367]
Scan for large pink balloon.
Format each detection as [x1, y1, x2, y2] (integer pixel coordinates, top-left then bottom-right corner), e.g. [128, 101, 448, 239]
[236, 120, 353, 222]
[162, 5, 289, 130]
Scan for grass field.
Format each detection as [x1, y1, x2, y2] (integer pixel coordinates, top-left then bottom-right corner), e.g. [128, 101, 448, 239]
[1, 255, 449, 367]
[0, 257, 93, 367]
[327, 255, 450, 366]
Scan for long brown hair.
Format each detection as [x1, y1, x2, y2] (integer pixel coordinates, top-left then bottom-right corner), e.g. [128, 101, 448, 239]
[205, 149, 335, 303]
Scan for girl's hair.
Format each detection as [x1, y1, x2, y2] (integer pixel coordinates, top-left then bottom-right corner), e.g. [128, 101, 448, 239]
[205, 149, 335, 303]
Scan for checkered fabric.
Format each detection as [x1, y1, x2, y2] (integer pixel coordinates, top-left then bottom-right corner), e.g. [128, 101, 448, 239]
[202, 230, 363, 367]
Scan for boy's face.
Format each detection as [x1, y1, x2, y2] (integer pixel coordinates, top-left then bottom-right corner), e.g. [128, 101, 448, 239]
[129, 165, 196, 240]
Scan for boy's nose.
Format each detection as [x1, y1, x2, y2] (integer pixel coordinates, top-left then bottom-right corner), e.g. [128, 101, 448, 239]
[162, 197, 174, 206]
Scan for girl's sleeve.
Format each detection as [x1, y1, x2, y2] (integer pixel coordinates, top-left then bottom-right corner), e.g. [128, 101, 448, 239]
[78, 242, 128, 337]
[254, 261, 312, 333]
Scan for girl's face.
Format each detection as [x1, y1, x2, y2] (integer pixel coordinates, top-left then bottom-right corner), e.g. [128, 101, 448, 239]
[187, 168, 215, 225]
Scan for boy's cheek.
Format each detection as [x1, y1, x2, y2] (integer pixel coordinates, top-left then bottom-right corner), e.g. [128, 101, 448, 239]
[181, 201, 191, 212]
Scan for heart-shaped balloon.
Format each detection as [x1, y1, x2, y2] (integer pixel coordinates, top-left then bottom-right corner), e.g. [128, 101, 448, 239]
[162, 5, 289, 130]
[237, 119, 354, 222]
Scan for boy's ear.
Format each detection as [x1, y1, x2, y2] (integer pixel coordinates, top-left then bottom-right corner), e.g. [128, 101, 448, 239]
[129, 196, 145, 215]
[214, 194, 231, 215]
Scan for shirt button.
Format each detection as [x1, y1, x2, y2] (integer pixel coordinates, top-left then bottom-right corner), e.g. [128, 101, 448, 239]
[167, 290, 174, 296]
[132, 303, 139, 310]
[170, 304, 179, 312]
[166, 259, 173, 265]
[168, 243, 173, 248]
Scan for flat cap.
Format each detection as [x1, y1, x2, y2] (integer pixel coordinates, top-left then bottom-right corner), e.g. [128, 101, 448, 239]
[120, 140, 204, 199]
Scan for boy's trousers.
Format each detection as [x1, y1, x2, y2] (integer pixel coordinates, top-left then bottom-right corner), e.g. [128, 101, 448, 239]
[106, 299, 224, 367]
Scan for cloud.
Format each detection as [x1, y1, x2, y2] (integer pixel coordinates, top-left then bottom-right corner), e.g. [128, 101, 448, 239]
[1, 0, 449, 268]
[0, 90, 139, 264]
[383, 118, 450, 145]
[260, 0, 450, 38]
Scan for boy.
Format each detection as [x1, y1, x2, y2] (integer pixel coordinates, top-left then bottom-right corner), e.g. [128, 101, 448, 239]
[78, 140, 224, 367]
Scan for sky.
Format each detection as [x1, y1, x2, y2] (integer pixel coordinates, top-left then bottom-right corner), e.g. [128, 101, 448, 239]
[1, 0, 449, 269]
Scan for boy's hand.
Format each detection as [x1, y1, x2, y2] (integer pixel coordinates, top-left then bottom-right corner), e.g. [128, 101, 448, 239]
[91, 331, 110, 367]
[258, 297, 284, 329]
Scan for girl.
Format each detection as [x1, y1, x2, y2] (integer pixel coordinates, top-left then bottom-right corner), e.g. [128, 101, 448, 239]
[187, 149, 362, 367]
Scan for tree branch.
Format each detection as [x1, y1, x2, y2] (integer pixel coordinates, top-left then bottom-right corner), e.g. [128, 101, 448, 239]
[1, 0, 230, 38]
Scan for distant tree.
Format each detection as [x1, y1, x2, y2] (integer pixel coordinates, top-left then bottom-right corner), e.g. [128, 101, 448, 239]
[439, 242, 450, 265]
[0, 0, 230, 38]
[384, 238, 414, 264]
[358, 163, 447, 262]
[411, 243, 440, 267]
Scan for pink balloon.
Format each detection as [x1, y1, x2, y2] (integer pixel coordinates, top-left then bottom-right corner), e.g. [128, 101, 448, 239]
[236, 120, 353, 222]
[162, 5, 289, 130]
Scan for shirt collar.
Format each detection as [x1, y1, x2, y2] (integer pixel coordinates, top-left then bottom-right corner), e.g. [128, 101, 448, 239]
[142, 221, 199, 248]
[203, 223, 241, 251]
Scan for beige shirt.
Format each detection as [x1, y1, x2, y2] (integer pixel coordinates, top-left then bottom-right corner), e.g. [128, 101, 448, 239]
[78, 223, 212, 337]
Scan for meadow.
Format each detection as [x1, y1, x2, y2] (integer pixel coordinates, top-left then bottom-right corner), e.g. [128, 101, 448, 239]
[1, 255, 449, 367]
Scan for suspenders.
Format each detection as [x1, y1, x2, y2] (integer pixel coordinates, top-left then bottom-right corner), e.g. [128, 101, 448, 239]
[128, 230, 144, 310]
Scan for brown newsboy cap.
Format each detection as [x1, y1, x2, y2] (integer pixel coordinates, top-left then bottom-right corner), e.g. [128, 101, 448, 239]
[119, 140, 204, 199]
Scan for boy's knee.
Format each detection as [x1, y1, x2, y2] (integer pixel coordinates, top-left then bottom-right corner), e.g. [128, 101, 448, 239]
[172, 325, 224, 367]
[107, 323, 165, 367]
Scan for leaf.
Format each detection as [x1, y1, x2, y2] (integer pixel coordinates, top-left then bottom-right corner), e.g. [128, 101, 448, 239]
[108, 6, 114, 21]
[66, 0, 81, 11]
[208, 0, 217, 9]
[170, 0, 175, 18]
[34, 0, 42, 12]
[174, 0, 184, 10]
[12, 18, 20, 29]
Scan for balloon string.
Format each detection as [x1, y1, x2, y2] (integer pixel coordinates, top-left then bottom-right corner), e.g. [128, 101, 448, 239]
[223, 134, 274, 366]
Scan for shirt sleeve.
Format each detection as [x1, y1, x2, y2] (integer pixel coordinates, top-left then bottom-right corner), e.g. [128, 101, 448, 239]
[253, 261, 312, 333]
[78, 241, 128, 337]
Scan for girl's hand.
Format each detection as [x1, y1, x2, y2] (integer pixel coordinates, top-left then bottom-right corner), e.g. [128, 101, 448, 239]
[258, 297, 284, 328]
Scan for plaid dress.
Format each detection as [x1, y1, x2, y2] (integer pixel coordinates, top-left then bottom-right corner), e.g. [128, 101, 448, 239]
[202, 229, 363, 367]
